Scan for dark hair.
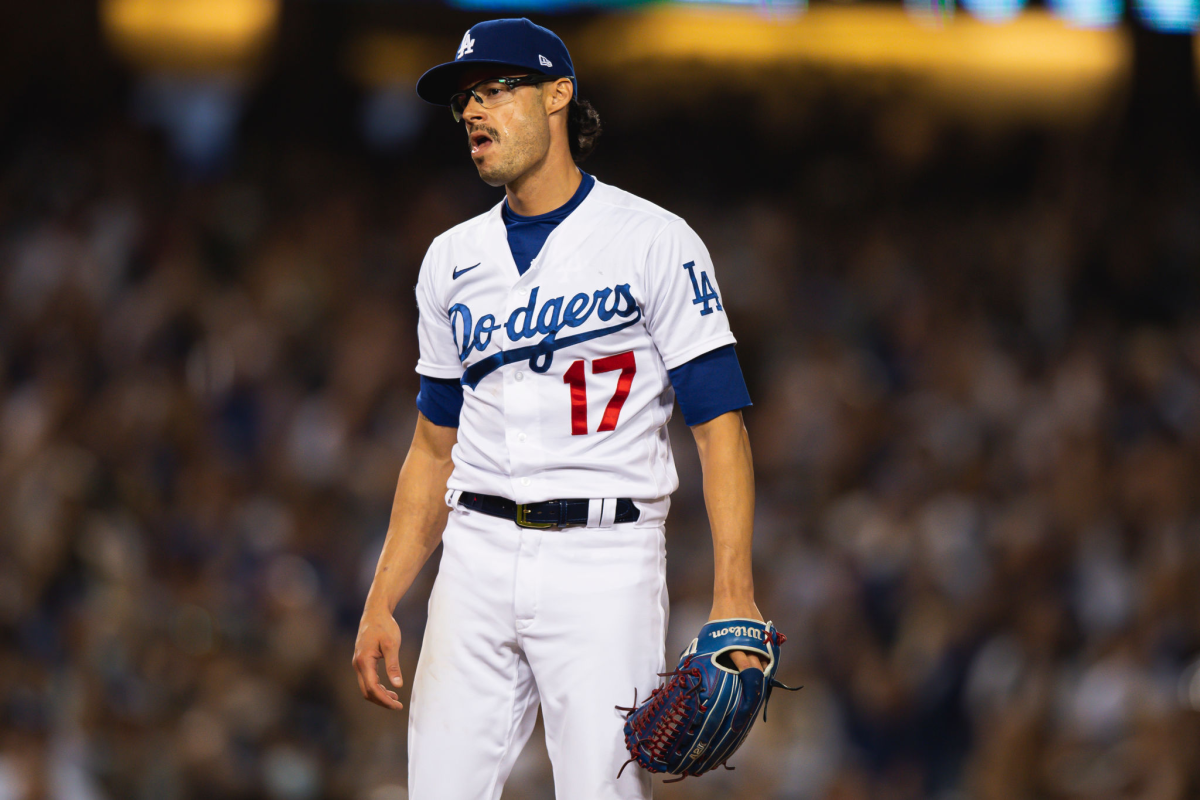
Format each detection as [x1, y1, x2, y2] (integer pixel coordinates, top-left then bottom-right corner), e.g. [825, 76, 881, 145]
[567, 96, 602, 163]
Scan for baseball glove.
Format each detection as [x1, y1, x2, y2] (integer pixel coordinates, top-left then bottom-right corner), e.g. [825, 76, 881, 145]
[617, 618, 799, 782]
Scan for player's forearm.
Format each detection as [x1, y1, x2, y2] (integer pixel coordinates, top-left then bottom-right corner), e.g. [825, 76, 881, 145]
[691, 410, 757, 610]
[365, 414, 457, 613]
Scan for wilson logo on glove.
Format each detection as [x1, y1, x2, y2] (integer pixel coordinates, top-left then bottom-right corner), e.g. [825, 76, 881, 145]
[616, 619, 800, 783]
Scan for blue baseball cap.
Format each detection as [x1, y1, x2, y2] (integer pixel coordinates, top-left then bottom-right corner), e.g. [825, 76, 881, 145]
[415, 18, 577, 106]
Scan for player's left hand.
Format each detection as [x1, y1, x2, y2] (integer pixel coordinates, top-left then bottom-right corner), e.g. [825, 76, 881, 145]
[352, 604, 406, 711]
[709, 599, 765, 672]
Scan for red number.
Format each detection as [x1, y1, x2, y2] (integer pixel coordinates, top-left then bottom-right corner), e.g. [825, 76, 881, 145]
[561, 351, 638, 435]
[593, 351, 636, 432]
[563, 360, 588, 435]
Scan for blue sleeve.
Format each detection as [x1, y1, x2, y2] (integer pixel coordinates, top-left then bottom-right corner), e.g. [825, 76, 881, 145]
[416, 375, 464, 428]
[667, 345, 752, 426]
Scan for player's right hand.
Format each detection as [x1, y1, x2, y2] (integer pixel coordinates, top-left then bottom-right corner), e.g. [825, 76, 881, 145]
[352, 606, 406, 710]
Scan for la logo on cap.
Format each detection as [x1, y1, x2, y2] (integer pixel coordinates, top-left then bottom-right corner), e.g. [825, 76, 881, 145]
[457, 31, 475, 60]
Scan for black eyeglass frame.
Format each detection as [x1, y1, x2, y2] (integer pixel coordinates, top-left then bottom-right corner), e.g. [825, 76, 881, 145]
[449, 75, 564, 122]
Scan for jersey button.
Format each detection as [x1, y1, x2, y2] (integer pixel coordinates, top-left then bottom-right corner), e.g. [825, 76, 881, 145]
[517, 433, 527, 443]
[515, 372, 524, 382]
[520, 477, 531, 487]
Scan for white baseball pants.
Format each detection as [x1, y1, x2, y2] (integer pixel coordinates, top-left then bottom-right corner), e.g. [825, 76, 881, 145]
[407, 501, 669, 799]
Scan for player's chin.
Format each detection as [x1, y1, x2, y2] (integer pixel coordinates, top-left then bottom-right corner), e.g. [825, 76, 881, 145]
[473, 159, 511, 188]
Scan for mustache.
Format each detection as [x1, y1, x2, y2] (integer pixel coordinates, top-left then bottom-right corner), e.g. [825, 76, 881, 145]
[468, 126, 501, 145]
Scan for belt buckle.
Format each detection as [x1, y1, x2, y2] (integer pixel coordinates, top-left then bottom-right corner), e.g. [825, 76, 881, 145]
[515, 503, 554, 529]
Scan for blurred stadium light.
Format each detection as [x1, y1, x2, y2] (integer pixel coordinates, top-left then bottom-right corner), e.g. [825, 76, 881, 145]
[674, 0, 806, 12]
[393, 0, 1197, 31]
[568, 6, 1131, 121]
[1134, 0, 1200, 31]
[904, 0, 956, 27]
[448, 0, 804, 11]
[1050, 0, 1124, 28]
[959, 0, 1026, 23]
[101, 0, 279, 71]
[448, 0, 635, 10]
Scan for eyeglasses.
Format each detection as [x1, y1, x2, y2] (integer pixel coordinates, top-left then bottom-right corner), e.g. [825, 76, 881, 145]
[449, 75, 561, 123]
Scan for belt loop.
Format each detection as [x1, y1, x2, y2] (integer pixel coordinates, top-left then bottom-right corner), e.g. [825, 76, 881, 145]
[599, 498, 618, 529]
[586, 499, 603, 528]
[445, 489, 463, 510]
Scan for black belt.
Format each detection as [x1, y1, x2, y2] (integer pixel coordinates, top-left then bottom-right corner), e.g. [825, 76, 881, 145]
[457, 491, 641, 529]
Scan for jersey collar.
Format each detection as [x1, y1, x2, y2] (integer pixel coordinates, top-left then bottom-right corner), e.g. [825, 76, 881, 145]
[486, 177, 607, 285]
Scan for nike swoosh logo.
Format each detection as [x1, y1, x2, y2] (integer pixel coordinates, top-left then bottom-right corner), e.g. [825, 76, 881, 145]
[453, 263, 480, 280]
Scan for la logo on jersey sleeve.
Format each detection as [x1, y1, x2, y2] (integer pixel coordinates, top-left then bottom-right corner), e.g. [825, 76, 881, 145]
[681, 261, 722, 316]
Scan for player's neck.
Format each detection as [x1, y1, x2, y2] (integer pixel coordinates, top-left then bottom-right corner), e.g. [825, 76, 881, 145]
[504, 150, 582, 217]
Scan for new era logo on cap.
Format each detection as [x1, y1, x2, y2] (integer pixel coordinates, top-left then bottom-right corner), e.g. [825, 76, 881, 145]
[538, 54, 553, 68]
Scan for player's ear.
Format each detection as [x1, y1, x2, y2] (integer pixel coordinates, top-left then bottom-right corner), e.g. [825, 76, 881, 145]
[544, 78, 573, 115]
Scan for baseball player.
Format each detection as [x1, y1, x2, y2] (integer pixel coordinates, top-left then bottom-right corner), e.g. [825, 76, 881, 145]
[352, 18, 767, 799]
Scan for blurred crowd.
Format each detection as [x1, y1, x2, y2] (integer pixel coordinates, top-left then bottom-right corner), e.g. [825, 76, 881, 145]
[2, 74, 1200, 800]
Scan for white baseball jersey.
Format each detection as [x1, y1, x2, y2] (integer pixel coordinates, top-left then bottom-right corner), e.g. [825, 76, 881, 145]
[415, 177, 735, 505]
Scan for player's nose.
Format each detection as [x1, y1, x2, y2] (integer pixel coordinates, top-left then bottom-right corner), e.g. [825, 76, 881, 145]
[462, 97, 486, 124]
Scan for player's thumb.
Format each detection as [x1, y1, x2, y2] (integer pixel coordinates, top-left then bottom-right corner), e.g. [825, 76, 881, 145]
[384, 639, 403, 687]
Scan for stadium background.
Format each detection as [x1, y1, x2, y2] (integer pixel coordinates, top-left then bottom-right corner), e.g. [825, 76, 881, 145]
[3, 0, 1200, 797]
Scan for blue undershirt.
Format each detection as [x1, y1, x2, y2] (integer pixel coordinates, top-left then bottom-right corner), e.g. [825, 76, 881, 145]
[502, 171, 596, 275]
[666, 345, 752, 426]
[415, 171, 751, 428]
